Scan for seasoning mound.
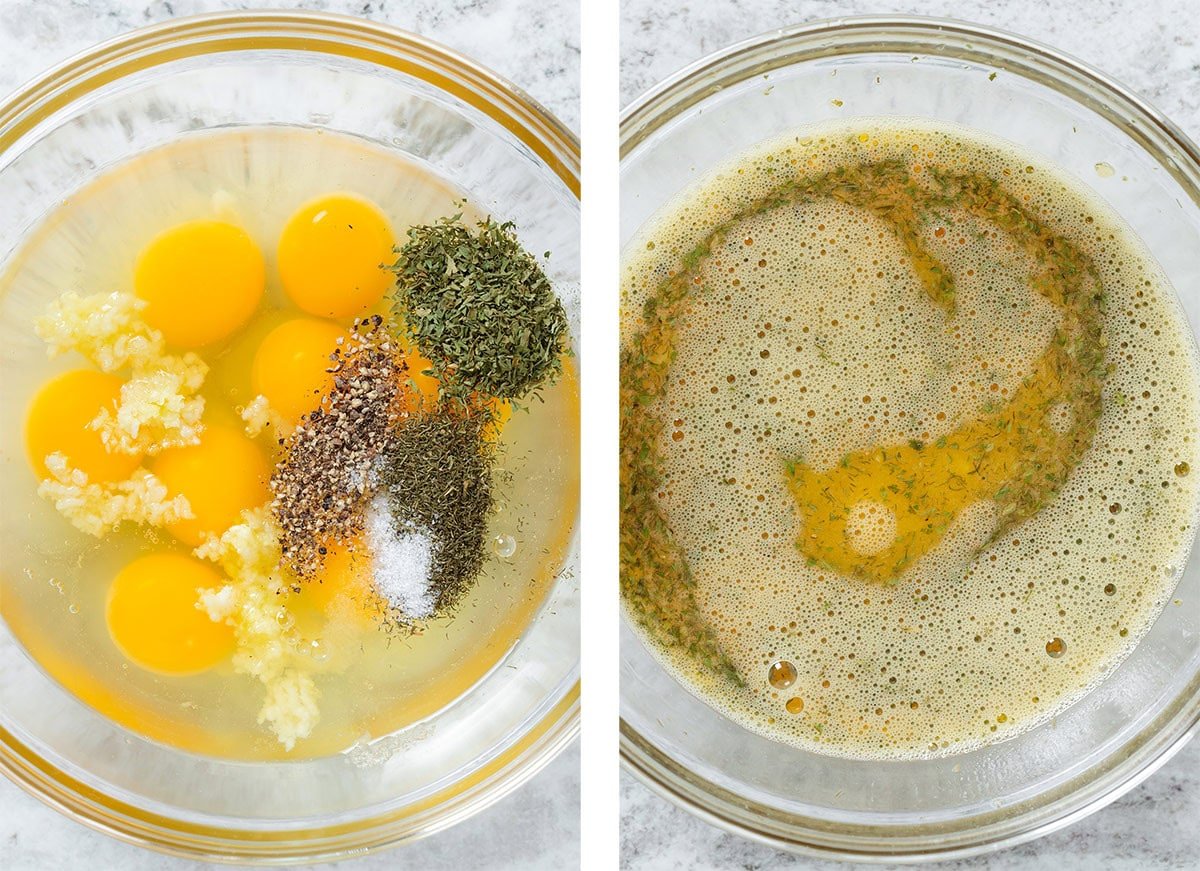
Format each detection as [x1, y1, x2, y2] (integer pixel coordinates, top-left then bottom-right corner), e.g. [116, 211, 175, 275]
[365, 494, 435, 619]
[377, 407, 495, 615]
[269, 318, 498, 624]
[271, 316, 406, 577]
[390, 212, 569, 402]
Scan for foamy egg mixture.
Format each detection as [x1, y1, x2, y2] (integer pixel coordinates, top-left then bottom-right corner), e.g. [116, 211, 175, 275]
[0, 127, 578, 759]
[620, 121, 1200, 758]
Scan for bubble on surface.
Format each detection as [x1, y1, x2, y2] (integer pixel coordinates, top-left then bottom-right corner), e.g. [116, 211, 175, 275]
[768, 660, 797, 689]
[493, 534, 517, 559]
[845, 501, 898, 556]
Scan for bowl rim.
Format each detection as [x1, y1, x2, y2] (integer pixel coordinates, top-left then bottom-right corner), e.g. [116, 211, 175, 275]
[0, 9, 580, 193]
[0, 9, 579, 864]
[619, 13, 1200, 863]
[621, 14, 1200, 199]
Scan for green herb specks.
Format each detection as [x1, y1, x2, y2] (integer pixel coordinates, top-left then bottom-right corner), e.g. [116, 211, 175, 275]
[391, 212, 569, 403]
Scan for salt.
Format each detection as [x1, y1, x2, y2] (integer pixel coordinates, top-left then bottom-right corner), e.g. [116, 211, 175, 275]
[365, 495, 435, 618]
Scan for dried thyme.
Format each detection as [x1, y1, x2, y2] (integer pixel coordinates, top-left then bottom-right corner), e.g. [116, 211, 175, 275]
[390, 211, 569, 402]
[378, 406, 496, 614]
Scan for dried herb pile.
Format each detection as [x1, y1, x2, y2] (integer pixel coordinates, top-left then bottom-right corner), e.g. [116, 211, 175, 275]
[270, 211, 566, 626]
[377, 408, 495, 615]
[390, 212, 569, 402]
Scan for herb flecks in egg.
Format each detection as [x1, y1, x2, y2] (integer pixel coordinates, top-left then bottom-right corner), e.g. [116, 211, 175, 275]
[621, 159, 1108, 680]
[784, 162, 1106, 582]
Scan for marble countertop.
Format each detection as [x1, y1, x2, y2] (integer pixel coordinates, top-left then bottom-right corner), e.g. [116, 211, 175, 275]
[0, 0, 579, 132]
[620, 739, 1200, 871]
[620, 0, 1198, 145]
[620, 0, 1200, 869]
[0, 1, 578, 869]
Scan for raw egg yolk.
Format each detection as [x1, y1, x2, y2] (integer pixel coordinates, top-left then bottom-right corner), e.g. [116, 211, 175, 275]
[277, 194, 394, 318]
[251, 318, 350, 422]
[135, 220, 265, 348]
[399, 345, 441, 411]
[106, 552, 234, 675]
[484, 398, 512, 444]
[25, 369, 141, 482]
[150, 424, 270, 547]
[293, 539, 378, 627]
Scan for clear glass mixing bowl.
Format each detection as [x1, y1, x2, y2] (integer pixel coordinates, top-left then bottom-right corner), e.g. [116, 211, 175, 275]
[620, 16, 1200, 862]
[0, 11, 579, 863]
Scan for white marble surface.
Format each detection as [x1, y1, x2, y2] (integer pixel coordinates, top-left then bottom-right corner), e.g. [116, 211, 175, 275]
[0, 1, 578, 869]
[620, 0, 1200, 869]
[620, 0, 1198, 145]
[0, 0, 579, 132]
[2, 743, 580, 871]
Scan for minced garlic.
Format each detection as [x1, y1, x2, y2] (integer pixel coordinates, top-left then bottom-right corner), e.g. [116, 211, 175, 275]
[257, 670, 321, 752]
[35, 290, 160, 373]
[93, 354, 208, 454]
[35, 290, 207, 454]
[239, 393, 289, 439]
[194, 505, 280, 577]
[195, 507, 321, 750]
[37, 452, 192, 537]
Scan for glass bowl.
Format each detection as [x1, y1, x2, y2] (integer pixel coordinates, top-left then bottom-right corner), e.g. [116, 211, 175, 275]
[620, 15, 1200, 863]
[0, 11, 579, 863]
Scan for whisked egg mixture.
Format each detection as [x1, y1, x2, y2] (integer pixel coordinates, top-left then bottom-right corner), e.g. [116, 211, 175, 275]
[620, 120, 1200, 758]
[0, 127, 578, 760]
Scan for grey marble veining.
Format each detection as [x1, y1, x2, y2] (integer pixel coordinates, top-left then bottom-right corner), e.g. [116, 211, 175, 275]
[620, 0, 1198, 145]
[620, 0, 1200, 868]
[0, 1, 578, 869]
[0, 743, 580, 870]
[620, 738, 1200, 870]
[0, 0, 579, 133]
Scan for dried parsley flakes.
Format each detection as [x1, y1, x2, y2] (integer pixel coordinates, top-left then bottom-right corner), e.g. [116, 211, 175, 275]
[390, 212, 569, 402]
